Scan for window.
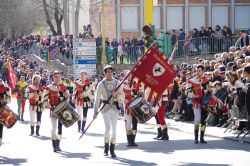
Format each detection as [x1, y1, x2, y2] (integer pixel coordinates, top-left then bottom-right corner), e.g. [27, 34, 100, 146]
[121, 7, 138, 30]
[167, 7, 183, 30]
[153, 6, 161, 30]
[212, 6, 228, 28]
[189, 6, 205, 29]
[235, 6, 250, 29]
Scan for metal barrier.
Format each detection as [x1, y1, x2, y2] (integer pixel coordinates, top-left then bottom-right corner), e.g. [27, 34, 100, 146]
[96, 46, 145, 64]
[174, 36, 238, 58]
[16, 36, 238, 65]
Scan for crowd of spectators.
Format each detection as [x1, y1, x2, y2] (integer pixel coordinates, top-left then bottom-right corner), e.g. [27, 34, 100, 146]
[1, 24, 250, 134]
[165, 43, 250, 131]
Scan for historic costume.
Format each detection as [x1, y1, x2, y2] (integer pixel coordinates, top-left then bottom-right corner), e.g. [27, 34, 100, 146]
[26, 83, 44, 136]
[43, 72, 69, 152]
[14, 78, 28, 121]
[93, 66, 124, 158]
[153, 89, 169, 140]
[187, 74, 210, 143]
[72, 79, 93, 132]
[0, 77, 11, 145]
[123, 79, 140, 146]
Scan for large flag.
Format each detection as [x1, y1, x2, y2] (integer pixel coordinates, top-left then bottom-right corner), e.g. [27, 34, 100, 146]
[129, 44, 178, 106]
[7, 62, 17, 95]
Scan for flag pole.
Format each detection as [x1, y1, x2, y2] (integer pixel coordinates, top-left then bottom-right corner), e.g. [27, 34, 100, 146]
[79, 42, 178, 139]
[79, 43, 157, 140]
[101, 0, 107, 64]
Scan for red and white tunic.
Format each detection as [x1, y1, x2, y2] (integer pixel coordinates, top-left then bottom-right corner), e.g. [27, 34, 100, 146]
[123, 80, 139, 115]
[26, 85, 44, 110]
[72, 79, 93, 108]
[187, 76, 209, 108]
[43, 83, 68, 110]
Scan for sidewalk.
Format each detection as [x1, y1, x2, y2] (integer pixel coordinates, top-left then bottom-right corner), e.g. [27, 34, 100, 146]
[165, 118, 250, 144]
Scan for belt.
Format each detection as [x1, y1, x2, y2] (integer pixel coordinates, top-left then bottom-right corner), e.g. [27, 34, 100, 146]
[101, 100, 109, 104]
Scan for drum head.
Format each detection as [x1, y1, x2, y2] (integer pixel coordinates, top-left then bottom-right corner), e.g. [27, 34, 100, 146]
[54, 101, 67, 112]
[129, 97, 143, 108]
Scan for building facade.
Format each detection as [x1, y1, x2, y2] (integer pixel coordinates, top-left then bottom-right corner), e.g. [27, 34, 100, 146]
[89, 0, 250, 40]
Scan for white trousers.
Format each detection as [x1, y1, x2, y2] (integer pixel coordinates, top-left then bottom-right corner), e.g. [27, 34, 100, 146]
[50, 116, 62, 140]
[29, 106, 37, 126]
[102, 109, 119, 141]
[193, 108, 201, 125]
[124, 113, 132, 130]
[76, 105, 83, 120]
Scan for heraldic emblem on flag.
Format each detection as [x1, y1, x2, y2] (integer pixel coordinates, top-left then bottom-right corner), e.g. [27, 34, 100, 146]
[129, 44, 178, 106]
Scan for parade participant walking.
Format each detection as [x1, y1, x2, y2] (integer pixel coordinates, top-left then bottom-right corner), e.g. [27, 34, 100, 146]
[122, 72, 141, 147]
[72, 70, 93, 133]
[153, 89, 169, 141]
[26, 74, 44, 136]
[187, 64, 210, 144]
[93, 65, 124, 158]
[0, 75, 11, 145]
[15, 75, 28, 121]
[43, 71, 70, 152]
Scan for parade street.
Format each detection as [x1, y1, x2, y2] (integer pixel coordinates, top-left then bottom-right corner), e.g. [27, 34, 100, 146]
[0, 99, 249, 166]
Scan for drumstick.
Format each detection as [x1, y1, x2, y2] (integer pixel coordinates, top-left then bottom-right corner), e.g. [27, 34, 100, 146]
[79, 43, 158, 140]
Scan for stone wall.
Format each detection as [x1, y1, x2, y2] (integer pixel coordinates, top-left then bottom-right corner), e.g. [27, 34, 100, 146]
[28, 53, 215, 75]
[25, 54, 73, 75]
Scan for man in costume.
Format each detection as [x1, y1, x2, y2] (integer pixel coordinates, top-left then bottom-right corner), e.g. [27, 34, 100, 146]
[186, 64, 209, 143]
[122, 71, 141, 146]
[26, 74, 44, 136]
[93, 65, 124, 158]
[15, 75, 28, 121]
[43, 71, 70, 152]
[153, 89, 169, 141]
[72, 70, 93, 133]
[0, 75, 11, 145]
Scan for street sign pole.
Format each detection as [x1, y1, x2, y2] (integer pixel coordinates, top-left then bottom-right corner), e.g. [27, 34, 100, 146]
[72, 0, 76, 79]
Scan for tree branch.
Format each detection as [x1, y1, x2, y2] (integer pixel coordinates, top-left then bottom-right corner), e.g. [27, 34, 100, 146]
[42, 0, 57, 35]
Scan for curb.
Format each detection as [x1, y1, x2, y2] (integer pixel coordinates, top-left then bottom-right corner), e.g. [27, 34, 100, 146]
[169, 125, 250, 144]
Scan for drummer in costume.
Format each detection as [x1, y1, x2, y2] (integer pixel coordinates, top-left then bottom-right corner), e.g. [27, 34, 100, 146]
[0, 75, 11, 145]
[14, 75, 28, 121]
[26, 74, 44, 136]
[186, 64, 209, 144]
[43, 71, 70, 152]
[152, 89, 169, 141]
[93, 65, 124, 158]
[122, 71, 142, 147]
[72, 70, 93, 133]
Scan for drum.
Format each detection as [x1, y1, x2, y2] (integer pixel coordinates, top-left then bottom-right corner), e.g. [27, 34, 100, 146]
[128, 97, 155, 124]
[202, 93, 218, 115]
[0, 106, 18, 128]
[53, 101, 80, 128]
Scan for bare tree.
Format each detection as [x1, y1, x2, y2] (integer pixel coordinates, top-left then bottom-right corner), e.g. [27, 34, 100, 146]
[63, 0, 69, 34]
[41, 0, 63, 36]
[0, 0, 42, 40]
[75, 0, 81, 36]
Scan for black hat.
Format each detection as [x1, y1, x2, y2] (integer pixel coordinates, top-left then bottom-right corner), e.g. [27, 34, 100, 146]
[244, 65, 250, 74]
[227, 62, 235, 67]
[240, 30, 246, 33]
[219, 65, 226, 72]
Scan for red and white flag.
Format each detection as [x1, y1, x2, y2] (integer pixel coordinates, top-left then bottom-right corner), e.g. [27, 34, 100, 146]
[7, 62, 17, 95]
[129, 44, 178, 106]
